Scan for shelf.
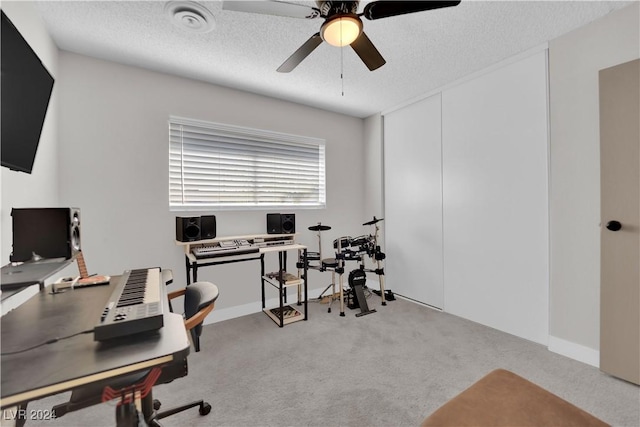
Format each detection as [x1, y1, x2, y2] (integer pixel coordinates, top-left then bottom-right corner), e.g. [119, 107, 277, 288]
[263, 271, 303, 288]
[263, 305, 304, 326]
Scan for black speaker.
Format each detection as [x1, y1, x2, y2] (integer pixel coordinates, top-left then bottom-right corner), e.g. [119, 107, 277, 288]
[266, 213, 295, 234]
[266, 213, 281, 234]
[176, 217, 201, 242]
[200, 215, 216, 240]
[10, 207, 81, 262]
[281, 213, 295, 234]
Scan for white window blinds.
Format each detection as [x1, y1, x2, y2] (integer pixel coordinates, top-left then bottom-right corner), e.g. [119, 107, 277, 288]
[169, 116, 326, 210]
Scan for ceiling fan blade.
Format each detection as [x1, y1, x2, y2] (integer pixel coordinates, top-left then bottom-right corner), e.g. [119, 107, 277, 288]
[350, 32, 386, 71]
[223, 1, 320, 19]
[362, 1, 461, 20]
[277, 33, 323, 73]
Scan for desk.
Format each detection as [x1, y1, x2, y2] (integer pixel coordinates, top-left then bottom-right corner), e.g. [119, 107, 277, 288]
[1, 257, 75, 292]
[177, 235, 308, 326]
[0, 275, 190, 412]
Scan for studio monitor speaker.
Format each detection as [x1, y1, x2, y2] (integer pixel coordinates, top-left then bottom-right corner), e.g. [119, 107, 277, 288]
[10, 207, 81, 262]
[281, 213, 295, 234]
[266, 213, 295, 234]
[176, 216, 201, 242]
[200, 215, 216, 240]
[266, 213, 281, 234]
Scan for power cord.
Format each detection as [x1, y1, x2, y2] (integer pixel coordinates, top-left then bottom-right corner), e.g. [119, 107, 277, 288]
[0, 328, 94, 356]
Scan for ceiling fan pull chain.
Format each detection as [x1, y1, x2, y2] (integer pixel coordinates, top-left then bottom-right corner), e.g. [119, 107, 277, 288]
[340, 22, 345, 97]
[341, 47, 345, 96]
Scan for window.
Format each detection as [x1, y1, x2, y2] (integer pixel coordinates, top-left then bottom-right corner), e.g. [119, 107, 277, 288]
[169, 116, 326, 210]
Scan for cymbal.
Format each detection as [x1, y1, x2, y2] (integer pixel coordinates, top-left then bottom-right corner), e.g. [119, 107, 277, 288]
[308, 224, 332, 231]
[363, 217, 384, 226]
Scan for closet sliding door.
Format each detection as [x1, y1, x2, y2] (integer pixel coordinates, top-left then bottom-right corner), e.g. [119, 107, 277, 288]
[441, 50, 549, 345]
[383, 49, 549, 344]
[384, 94, 443, 309]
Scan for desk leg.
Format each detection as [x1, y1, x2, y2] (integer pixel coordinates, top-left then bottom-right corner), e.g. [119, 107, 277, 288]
[192, 264, 199, 283]
[260, 254, 266, 309]
[303, 248, 308, 320]
[276, 253, 284, 327]
[184, 256, 191, 285]
[282, 251, 288, 304]
[296, 249, 302, 306]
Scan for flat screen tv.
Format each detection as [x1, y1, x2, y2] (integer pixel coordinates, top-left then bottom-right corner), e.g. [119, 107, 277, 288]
[1, 10, 55, 174]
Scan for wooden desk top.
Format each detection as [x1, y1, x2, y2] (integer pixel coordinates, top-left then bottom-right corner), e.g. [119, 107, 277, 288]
[0, 275, 190, 408]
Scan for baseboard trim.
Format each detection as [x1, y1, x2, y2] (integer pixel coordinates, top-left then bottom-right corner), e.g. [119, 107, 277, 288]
[548, 335, 600, 367]
[395, 294, 443, 312]
[202, 288, 327, 325]
[203, 300, 263, 325]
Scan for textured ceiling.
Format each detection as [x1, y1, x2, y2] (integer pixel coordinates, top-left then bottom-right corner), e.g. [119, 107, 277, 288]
[34, 0, 633, 118]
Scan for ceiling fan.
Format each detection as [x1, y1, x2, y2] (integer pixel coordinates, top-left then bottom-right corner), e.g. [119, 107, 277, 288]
[223, 1, 461, 72]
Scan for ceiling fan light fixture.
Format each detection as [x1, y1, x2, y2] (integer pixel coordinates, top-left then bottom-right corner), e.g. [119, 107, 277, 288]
[321, 15, 363, 47]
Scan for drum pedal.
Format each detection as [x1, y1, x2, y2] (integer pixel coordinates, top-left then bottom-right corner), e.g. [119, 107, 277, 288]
[346, 269, 377, 317]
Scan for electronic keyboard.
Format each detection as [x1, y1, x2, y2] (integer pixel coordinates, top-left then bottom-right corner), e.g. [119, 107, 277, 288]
[192, 240, 259, 259]
[94, 267, 164, 341]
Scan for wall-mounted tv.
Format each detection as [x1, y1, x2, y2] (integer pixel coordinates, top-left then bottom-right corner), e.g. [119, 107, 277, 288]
[1, 10, 55, 174]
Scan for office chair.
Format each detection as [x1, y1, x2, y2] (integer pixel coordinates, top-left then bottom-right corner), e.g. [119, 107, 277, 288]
[51, 280, 219, 426]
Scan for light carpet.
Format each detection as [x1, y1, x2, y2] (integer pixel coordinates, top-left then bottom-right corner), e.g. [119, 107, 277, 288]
[25, 293, 640, 426]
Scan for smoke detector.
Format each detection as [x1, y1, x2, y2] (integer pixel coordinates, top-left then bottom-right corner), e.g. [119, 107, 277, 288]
[165, 1, 215, 33]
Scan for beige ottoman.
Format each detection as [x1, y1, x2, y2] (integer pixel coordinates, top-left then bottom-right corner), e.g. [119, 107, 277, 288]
[421, 369, 609, 427]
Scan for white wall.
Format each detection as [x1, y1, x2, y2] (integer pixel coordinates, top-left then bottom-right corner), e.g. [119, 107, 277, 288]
[548, 2, 639, 364]
[1, 2, 60, 264]
[56, 52, 365, 318]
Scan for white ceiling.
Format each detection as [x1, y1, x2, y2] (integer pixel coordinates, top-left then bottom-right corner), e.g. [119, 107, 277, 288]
[34, 0, 633, 118]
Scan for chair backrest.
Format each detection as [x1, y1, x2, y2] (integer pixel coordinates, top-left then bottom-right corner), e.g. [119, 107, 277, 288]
[184, 281, 219, 352]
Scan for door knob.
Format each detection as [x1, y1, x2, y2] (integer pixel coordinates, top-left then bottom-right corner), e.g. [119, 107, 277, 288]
[606, 220, 622, 231]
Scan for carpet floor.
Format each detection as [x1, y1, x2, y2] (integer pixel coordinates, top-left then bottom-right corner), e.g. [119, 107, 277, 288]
[22, 292, 640, 426]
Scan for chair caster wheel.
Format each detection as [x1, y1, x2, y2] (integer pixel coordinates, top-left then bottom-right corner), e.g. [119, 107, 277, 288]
[340, 312, 345, 317]
[381, 301, 387, 306]
[153, 399, 161, 410]
[328, 307, 331, 313]
[200, 402, 212, 416]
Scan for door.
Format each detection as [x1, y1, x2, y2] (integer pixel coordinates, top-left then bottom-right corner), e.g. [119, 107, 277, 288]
[599, 58, 640, 385]
[383, 94, 443, 308]
[441, 50, 549, 345]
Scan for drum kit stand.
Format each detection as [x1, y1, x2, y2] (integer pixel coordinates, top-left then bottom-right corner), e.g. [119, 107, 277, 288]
[298, 216, 390, 317]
